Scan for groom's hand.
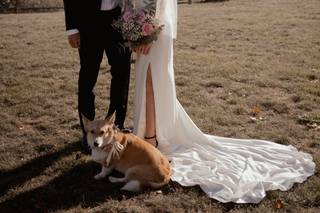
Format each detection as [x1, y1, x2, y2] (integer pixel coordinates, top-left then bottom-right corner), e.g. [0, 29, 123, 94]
[68, 33, 80, 48]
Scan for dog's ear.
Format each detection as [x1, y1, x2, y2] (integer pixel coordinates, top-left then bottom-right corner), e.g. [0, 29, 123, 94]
[81, 114, 91, 132]
[106, 111, 116, 124]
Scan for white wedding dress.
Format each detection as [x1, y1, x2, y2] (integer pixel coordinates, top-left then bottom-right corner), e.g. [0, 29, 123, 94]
[133, 0, 315, 203]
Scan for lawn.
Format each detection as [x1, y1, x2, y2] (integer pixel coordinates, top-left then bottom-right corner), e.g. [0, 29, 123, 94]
[0, 0, 319, 212]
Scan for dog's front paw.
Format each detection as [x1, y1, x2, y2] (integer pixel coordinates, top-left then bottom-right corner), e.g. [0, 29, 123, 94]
[94, 173, 105, 180]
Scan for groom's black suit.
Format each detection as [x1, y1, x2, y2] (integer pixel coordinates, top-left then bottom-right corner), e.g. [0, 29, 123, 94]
[63, 0, 131, 134]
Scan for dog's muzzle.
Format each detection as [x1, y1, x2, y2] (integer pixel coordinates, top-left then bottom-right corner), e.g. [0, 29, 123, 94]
[94, 141, 99, 147]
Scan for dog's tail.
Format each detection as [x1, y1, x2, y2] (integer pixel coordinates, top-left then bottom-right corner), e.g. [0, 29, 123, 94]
[140, 173, 171, 189]
[147, 162, 172, 189]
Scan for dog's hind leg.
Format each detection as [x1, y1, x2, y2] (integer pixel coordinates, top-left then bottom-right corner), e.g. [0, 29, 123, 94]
[94, 166, 113, 180]
[120, 180, 141, 192]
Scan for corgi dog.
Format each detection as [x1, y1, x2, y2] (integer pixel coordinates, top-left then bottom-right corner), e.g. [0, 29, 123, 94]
[82, 113, 171, 192]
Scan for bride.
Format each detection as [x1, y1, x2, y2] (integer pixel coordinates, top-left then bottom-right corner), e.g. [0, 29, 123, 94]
[131, 0, 315, 203]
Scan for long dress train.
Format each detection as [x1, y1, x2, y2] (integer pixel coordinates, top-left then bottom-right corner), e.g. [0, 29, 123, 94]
[133, 0, 315, 203]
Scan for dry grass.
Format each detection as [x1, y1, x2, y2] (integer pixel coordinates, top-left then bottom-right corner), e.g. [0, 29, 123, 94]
[0, 0, 320, 212]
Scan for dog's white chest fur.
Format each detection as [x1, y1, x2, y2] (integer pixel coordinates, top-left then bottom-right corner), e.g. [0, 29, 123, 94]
[91, 148, 108, 164]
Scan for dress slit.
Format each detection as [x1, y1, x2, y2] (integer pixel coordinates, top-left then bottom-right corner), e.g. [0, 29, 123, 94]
[143, 62, 158, 138]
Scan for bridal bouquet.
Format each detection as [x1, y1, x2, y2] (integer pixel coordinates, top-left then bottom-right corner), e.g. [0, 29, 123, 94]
[112, 6, 164, 48]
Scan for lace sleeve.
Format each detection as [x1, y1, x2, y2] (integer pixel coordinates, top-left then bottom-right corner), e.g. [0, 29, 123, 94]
[142, 0, 158, 16]
[122, 0, 157, 15]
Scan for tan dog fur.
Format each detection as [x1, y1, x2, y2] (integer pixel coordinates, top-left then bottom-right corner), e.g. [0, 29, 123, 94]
[82, 113, 171, 191]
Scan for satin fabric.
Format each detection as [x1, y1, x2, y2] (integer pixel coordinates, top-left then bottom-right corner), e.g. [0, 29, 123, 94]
[133, 0, 315, 203]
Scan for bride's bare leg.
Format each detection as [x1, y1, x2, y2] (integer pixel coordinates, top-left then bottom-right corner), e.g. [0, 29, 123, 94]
[145, 64, 157, 147]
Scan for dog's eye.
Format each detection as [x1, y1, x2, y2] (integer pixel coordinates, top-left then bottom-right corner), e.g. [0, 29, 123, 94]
[100, 131, 105, 135]
[90, 130, 95, 134]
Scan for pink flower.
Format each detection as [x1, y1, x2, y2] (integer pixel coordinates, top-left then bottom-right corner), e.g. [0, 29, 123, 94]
[142, 23, 154, 36]
[137, 11, 146, 23]
[123, 11, 133, 22]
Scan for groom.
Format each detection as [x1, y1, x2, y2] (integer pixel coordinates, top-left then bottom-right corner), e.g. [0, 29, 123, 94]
[63, 0, 131, 153]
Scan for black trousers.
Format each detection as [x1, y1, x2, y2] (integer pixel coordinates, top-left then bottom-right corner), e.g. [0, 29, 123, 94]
[78, 7, 131, 135]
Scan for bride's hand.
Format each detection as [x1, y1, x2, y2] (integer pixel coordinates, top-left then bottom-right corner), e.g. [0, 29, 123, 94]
[133, 43, 153, 55]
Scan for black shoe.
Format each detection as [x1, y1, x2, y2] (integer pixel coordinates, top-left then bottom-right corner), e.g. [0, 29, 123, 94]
[81, 136, 91, 155]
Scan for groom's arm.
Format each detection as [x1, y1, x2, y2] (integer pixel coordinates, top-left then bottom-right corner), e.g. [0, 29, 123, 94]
[63, 0, 80, 48]
[63, 0, 79, 31]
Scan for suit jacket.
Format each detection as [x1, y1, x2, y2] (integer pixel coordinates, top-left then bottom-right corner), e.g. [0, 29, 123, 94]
[63, 0, 102, 31]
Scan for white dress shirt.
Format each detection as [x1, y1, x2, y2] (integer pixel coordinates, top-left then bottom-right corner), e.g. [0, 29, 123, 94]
[67, 0, 119, 36]
[100, 0, 119, 11]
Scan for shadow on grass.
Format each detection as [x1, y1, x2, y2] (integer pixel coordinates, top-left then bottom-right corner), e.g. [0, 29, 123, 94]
[0, 142, 81, 198]
[0, 140, 257, 212]
[0, 141, 139, 212]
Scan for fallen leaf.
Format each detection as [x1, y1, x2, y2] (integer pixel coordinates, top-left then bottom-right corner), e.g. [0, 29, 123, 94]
[251, 106, 261, 115]
[275, 199, 284, 209]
